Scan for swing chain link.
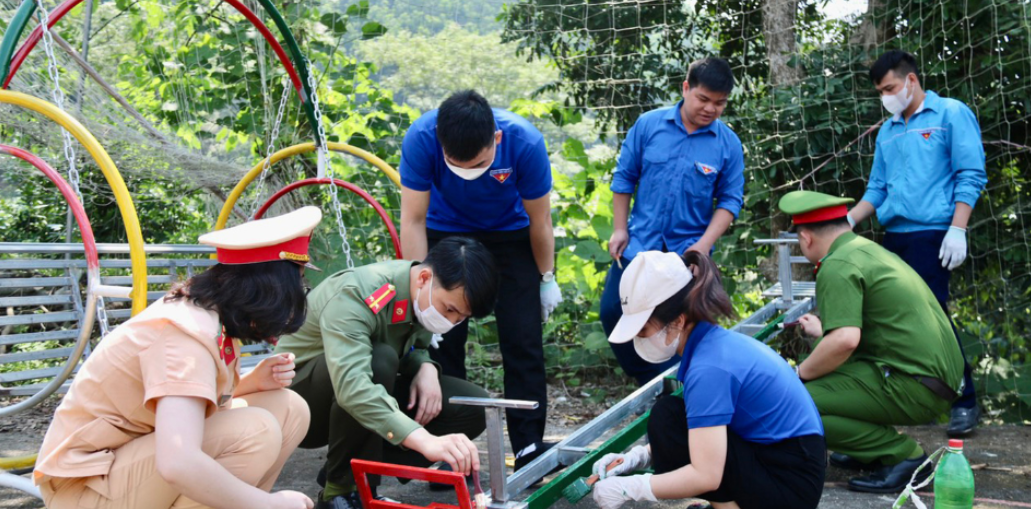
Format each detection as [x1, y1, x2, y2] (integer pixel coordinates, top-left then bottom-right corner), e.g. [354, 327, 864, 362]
[34, 0, 83, 205]
[305, 61, 354, 268]
[249, 75, 292, 218]
[34, 0, 113, 335]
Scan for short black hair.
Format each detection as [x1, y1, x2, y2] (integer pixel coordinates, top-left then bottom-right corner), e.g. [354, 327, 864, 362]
[687, 57, 735, 94]
[166, 260, 307, 342]
[422, 237, 499, 318]
[870, 50, 921, 85]
[436, 90, 495, 162]
[796, 217, 851, 236]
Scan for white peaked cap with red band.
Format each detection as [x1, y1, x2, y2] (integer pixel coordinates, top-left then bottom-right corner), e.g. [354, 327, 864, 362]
[198, 206, 323, 271]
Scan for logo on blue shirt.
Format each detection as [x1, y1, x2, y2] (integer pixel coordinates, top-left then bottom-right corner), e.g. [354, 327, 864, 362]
[695, 162, 719, 175]
[490, 168, 513, 184]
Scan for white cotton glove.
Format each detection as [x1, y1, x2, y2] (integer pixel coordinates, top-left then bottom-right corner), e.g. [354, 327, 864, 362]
[846, 213, 856, 229]
[592, 474, 657, 509]
[939, 226, 968, 271]
[540, 279, 563, 321]
[593, 445, 652, 480]
[429, 334, 444, 349]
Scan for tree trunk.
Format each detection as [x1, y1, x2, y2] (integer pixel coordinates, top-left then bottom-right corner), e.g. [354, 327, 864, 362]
[851, 0, 895, 57]
[759, 0, 809, 283]
[762, 0, 804, 86]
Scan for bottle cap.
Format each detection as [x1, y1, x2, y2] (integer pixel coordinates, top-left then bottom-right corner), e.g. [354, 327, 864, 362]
[948, 439, 963, 449]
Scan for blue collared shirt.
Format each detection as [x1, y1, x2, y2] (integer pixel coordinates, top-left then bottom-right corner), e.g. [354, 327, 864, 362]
[863, 91, 987, 232]
[400, 108, 552, 232]
[610, 101, 745, 260]
[676, 322, 824, 444]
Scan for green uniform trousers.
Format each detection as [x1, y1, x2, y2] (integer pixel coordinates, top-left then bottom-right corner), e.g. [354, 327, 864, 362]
[289, 343, 488, 488]
[806, 361, 950, 466]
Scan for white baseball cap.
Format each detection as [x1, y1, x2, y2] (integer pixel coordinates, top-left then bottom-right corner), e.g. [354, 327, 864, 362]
[608, 251, 693, 344]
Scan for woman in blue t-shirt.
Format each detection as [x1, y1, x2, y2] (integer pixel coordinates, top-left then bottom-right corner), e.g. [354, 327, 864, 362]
[590, 251, 826, 509]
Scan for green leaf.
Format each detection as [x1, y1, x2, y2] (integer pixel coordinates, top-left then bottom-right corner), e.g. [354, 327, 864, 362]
[361, 22, 387, 40]
[346, 0, 370, 17]
[320, 13, 348, 36]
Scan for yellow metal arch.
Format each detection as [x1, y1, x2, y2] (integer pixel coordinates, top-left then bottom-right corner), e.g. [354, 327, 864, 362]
[0, 90, 148, 314]
[215, 141, 401, 231]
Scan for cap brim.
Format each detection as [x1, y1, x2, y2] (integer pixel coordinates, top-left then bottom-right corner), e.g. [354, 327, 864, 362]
[303, 261, 321, 272]
[608, 307, 653, 344]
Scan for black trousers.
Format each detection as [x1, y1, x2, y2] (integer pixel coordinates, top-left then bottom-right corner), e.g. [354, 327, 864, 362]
[427, 227, 546, 454]
[290, 343, 488, 488]
[648, 395, 826, 509]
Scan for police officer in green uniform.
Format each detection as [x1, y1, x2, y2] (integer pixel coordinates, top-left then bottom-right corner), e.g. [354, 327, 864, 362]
[779, 191, 963, 494]
[275, 237, 500, 509]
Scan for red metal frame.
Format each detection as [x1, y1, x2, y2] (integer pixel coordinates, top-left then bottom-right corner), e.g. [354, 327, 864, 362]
[0, 143, 99, 270]
[2, 0, 304, 96]
[253, 177, 403, 260]
[351, 460, 474, 509]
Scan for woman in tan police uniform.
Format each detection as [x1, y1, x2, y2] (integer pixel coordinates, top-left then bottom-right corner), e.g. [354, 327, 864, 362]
[34, 207, 323, 509]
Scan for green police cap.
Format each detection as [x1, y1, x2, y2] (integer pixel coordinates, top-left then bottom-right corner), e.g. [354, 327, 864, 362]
[778, 191, 855, 225]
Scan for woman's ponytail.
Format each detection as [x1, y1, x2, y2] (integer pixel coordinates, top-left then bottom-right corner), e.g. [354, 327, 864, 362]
[681, 251, 736, 324]
[651, 251, 736, 326]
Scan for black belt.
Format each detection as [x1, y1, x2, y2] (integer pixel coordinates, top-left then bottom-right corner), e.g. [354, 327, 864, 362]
[913, 375, 959, 401]
[884, 366, 958, 401]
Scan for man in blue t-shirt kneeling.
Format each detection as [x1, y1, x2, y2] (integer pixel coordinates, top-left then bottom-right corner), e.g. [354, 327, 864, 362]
[399, 90, 561, 473]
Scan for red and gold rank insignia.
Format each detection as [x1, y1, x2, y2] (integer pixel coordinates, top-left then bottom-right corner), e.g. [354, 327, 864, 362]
[392, 299, 409, 324]
[216, 326, 235, 366]
[365, 283, 397, 314]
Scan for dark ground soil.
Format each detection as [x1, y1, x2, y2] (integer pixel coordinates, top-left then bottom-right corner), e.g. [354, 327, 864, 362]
[3, 387, 1030, 508]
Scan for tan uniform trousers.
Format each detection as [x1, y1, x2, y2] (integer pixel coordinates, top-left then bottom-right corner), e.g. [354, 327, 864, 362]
[41, 389, 310, 509]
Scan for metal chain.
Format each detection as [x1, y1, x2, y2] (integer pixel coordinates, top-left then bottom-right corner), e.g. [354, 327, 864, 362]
[34, 0, 83, 205]
[305, 62, 353, 268]
[249, 75, 292, 218]
[33, 0, 113, 335]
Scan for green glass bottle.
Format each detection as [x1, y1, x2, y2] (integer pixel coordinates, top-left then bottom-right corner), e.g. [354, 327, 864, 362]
[934, 439, 975, 509]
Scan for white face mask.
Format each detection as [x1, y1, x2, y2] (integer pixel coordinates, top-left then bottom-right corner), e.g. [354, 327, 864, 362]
[633, 327, 680, 364]
[444, 143, 495, 181]
[413, 276, 460, 334]
[881, 79, 913, 116]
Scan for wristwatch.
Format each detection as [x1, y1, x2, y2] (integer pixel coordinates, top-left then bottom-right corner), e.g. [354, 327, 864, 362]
[540, 271, 554, 283]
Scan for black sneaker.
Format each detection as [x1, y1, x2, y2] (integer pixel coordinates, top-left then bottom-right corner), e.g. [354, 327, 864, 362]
[315, 490, 399, 509]
[514, 442, 564, 485]
[428, 463, 475, 492]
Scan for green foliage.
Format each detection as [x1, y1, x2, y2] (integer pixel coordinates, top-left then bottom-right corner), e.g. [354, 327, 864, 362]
[356, 25, 558, 114]
[340, 0, 507, 36]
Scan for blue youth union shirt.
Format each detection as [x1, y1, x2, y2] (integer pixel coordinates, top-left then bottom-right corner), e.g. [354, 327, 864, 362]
[610, 101, 745, 260]
[676, 322, 824, 443]
[862, 91, 987, 233]
[400, 108, 553, 232]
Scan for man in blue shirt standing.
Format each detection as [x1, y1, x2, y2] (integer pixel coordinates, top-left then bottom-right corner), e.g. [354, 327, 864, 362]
[846, 50, 988, 437]
[601, 57, 745, 385]
[399, 90, 562, 472]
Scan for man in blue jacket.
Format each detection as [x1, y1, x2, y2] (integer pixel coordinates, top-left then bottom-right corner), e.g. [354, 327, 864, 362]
[600, 57, 745, 385]
[847, 50, 988, 437]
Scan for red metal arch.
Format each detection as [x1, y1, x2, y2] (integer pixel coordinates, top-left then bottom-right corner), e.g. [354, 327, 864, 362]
[2, 0, 303, 97]
[254, 177, 403, 260]
[0, 144, 99, 269]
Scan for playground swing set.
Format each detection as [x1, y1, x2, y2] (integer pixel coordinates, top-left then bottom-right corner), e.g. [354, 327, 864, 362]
[0, 1, 815, 507]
